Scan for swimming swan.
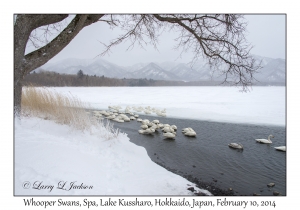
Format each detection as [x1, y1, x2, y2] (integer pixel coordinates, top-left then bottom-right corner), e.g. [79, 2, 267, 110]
[152, 120, 159, 124]
[138, 128, 155, 135]
[129, 116, 136, 120]
[112, 118, 124, 123]
[182, 127, 193, 133]
[184, 130, 197, 137]
[140, 124, 148, 129]
[274, 146, 286, 152]
[170, 125, 177, 131]
[228, 143, 243, 150]
[182, 127, 196, 137]
[163, 132, 176, 139]
[162, 126, 174, 133]
[255, 135, 274, 144]
[106, 114, 116, 120]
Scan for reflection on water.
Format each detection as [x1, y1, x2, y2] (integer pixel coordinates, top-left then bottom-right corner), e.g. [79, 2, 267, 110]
[112, 115, 286, 196]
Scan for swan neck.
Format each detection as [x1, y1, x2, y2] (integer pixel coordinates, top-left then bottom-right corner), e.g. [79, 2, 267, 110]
[268, 135, 272, 141]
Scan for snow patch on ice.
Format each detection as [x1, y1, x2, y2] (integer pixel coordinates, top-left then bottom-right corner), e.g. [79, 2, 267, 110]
[51, 86, 285, 127]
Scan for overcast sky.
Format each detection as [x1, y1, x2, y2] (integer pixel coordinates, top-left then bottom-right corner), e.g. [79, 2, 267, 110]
[28, 14, 286, 67]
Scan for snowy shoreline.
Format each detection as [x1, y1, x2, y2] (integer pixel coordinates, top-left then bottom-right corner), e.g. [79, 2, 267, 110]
[15, 86, 285, 196]
[15, 116, 212, 196]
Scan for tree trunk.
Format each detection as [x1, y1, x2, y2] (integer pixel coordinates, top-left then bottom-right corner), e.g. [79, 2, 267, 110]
[14, 14, 104, 116]
[14, 75, 23, 117]
[14, 50, 26, 117]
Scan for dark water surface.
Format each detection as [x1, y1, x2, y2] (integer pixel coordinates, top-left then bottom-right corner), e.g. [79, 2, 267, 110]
[111, 115, 286, 196]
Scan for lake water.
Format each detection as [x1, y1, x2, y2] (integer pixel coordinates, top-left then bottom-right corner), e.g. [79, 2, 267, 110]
[111, 115, 286, 196]
[62, 86, 286, 195]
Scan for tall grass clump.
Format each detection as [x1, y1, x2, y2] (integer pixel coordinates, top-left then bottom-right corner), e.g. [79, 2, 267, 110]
[21, 86, 121, 139]
[21, 86, 120, 139]
[21, 86, 93, 131]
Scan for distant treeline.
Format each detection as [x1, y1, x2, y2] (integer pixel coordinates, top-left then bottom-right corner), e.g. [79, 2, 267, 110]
[23, 70, 285, 87]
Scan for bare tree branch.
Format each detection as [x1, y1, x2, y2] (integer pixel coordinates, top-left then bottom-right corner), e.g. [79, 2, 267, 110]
[95, 14, 260, 91]
[22, 15, 104, 75]
[14, 13, 262, 116]
[98, 15, 165, 57]
[152, 14, 261, 91]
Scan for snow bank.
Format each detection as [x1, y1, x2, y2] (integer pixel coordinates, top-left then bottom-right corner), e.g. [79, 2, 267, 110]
[15, 86, 285, 195]
[51, 86, 286, 127]
[15, 117, 210, 195]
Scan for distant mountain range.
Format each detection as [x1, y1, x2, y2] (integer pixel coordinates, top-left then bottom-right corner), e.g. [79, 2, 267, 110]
[39, 55, 286, 84]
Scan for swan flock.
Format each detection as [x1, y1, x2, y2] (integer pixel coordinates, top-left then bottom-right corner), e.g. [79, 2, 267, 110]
[88, 105, 196, 141]
[88, 105, 284, 151]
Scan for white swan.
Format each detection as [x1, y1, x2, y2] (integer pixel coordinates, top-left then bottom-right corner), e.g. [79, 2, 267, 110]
[100, 110, 110, 116]
[144, 110, 151, 114]
[255, 135, 274, 144]
[118, 113, 126, 118]
[150, 125, 159, 131]
[184, 130, 197, 137]
[162, 126, 174, 133]
[182, 127, 196, 136]
[93, 113, 103, 118]
[170, 125, 177, 131]
[138, 128, 155, 135]
[163, 132, 176, 139]
[159, 113, 167, 117]
[274, 146, 286, 152]
[141, 119, 150, 125]
[147, 122, 154, 127]
[140, 124, 148, 129]
[182, 127, 193, 133]
[106, 114, 116, 120]
[228, 143, 243, 150]
[156, 111, 166, 117]
[123, 117, 130, 122]
[152, 120, 159, 124]
[157, 123, 164, 128]
[112, 118, 124, 123]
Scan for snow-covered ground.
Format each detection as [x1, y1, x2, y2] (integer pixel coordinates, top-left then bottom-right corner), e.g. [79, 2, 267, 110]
[52, 86, 286, 127]
[15, 86, 285, 196]
[15, 117, 209, 195]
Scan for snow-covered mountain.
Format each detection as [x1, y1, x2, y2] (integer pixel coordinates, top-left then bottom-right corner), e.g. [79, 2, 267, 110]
[124, 63, 149, 72]
[254, 58, 286, 83]
[168, 63, 203, 81]
[158, 61, 181, 71]
[132, 62, 180, 80]
[41, 57, 132, 79]
[39, 55, 285, 83]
